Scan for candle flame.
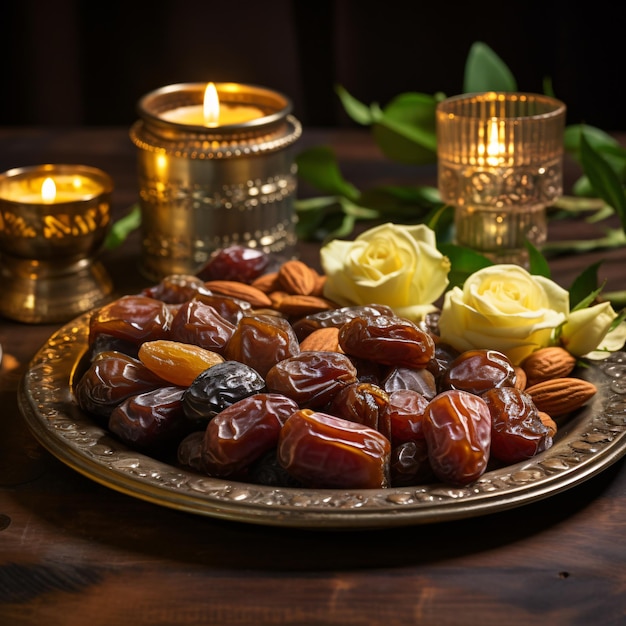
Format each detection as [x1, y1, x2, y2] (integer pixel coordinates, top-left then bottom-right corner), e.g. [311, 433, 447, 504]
[486, 118, 506, 167]
[41, 177, 57, 203]
[203, 82, 220, 126]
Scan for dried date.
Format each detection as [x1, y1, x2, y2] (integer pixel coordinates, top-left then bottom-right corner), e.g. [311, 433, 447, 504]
[277, 409, 391, 489]
[422, 389, 492, 486]
[441, 349, 516, 395]
[338, 315, 435, 368]
[265, 351, 358, 408]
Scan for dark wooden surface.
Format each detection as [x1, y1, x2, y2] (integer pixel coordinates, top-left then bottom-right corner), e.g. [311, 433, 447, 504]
[1, 127, 625, 626]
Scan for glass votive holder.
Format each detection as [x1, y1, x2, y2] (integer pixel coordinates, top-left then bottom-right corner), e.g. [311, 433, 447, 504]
[129, 82, 302, 281]
[436, 92, 566, 265]
[0, 164, 114, 323]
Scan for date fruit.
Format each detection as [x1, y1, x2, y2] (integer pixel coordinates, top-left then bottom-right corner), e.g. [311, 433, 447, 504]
[442, 349, 516, 395]
[277, 409, 391, 489]
[265, 351, 358, 408]
[338, 315, 435, 368]
[422, 389, 491, 486]
[483, 386, 553, 463]
[182, 360, 266, 422]
[202, 393, 299, 477]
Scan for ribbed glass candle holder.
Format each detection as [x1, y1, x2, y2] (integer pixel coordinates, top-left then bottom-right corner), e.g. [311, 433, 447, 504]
[436, 92, 566, 265]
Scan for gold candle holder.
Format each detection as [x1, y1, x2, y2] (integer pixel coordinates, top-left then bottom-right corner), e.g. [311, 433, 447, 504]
[436, 92, 566, 265]
[0, 164, 114, 324]
[130, 82, 302, 281]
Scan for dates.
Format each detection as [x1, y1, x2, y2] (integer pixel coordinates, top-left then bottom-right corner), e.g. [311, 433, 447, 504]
[266, 351, 358, 408]
[79, 267, 568, 491]
[202, 393, 299, 477]
[196, 244, 270, 283]
[422, 389, 492, 486]
[277, 409, 391, 489]
[442, 349, 516, 395]
[182, 360, 266, 422]
[483, 386, 553, 463]
[338, 315, 435, 368]
[89, 295, 173, 345]
[225, 313, 300, 378]
[108, 386, 188, 453]
[75, 351, 166, 422]
[170, 299, 236, 354]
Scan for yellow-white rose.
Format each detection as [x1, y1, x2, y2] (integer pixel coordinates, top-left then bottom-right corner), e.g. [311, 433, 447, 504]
[320, 222, 450, 322]
[561, 301, 619, 358]
[438, 265, 569, 365]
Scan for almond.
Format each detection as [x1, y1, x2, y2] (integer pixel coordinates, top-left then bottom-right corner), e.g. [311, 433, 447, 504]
[525, 377, 597, 417]
[274, 294, 336, 317]
[514, 366, 527, 390]
[299, 327, 342, 352]
[538, 411, 557, 438]
[251, 271, 280, 293]
[277, 260, 317, 295]
[204, 280, 273, 308]
[522, 346, 577, 386]
[312, 273, 327, 297]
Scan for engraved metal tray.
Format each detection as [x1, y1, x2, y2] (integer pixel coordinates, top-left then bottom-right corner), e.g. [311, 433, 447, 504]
[18, 313, 626, 529]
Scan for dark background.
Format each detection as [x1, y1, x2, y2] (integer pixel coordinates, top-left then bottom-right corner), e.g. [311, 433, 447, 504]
[1, 0, 624, 131]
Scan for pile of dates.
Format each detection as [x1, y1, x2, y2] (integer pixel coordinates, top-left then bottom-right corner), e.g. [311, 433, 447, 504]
[75, 246, 555, 490]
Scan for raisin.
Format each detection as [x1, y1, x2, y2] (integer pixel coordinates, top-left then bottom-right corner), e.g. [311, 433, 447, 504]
[138, 340, 224, 387]
[422, 389, 492, 486]
[277, 409, 391, 489]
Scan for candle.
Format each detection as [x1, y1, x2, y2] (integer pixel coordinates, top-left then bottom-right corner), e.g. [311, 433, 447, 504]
[159, 82, 265, 127]
[0, 164, 114, 323]
[130, 82, 302, 281]
[0, 172, 104, 204]
[436, 92, 566, 266]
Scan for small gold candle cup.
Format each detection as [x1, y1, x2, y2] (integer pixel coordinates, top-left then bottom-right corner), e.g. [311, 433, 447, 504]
[130, 82, 302, 281]
[0, 164, 114, 323]
[436, 92, 566, 265]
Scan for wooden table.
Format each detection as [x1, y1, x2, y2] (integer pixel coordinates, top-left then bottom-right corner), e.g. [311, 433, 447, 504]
[1, 127, 625, 626]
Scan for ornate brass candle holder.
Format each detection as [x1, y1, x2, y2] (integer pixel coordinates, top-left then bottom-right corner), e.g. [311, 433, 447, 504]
[130, 82, 302, 281]
[0, 164, 114, 324]
[436, 92, 566, 265]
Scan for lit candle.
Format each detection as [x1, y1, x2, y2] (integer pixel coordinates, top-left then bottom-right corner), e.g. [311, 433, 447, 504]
[160, 82, 265, 127]
[0, 172, 105, 204]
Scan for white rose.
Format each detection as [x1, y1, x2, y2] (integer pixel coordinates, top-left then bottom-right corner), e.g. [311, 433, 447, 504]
[320, 222, 450, 322]
[438, 264, 569, 365]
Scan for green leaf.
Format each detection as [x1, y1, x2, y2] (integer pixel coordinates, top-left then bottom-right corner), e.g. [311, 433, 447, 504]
[357, 185, 441, 220]
[104, 204, 141, 250]
[439, 242, 493, 289]
[526, 241, 550, 278]
[580, 130, 626, 232]
[463, 42, 517, 93]
[295, 146, 360, 202]
[369, 93, 439, 164]
[335, 85, 374, 125]
[568, 261, 602, 308]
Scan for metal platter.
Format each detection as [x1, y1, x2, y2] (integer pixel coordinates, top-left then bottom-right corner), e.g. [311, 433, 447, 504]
[18, 312, 626, 529]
